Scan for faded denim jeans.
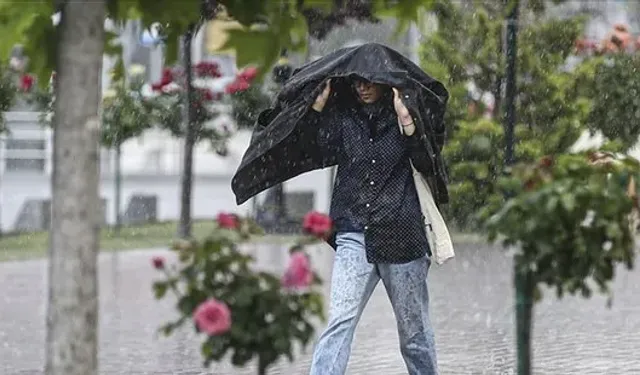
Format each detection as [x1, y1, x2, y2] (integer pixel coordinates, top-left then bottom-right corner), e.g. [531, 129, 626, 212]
[309, 232, 438, 375]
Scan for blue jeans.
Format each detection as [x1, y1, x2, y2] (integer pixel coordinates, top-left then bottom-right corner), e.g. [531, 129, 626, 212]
[309, 232, 438, 375]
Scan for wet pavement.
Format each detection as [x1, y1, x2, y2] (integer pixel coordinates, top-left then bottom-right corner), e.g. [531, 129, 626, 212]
[1, 241, 639, 375]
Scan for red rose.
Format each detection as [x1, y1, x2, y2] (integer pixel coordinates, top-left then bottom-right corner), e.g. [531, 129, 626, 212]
[195, 61, 221, 78]
[197, 88, 215, 101]
[217, 212, 239, 229]
[20, 74, 34, 92]
[538, 156, 553, 168]
[302, 211, 333, 239]
[160, 68, 174, 86]
[523, 178, 537, 191]
[152, 256, 165, 270]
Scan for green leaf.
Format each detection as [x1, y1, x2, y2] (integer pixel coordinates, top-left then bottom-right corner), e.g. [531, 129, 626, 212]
[221, 29, 280, 70]
[560, 193, 576, 212]
[152, 281, 169, 299]
[374, 0, 435, 37]
[158, 319, 185, 337]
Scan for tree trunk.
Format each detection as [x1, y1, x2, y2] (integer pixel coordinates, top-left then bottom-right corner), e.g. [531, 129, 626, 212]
[257, 358, 269, 375]
[45, 2, 105, 375]
[178, 25, 196, 239]
[114, 142, 122, 232]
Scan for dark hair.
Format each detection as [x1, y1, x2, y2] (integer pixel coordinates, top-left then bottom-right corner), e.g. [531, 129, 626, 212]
[327, 76, 391, 110]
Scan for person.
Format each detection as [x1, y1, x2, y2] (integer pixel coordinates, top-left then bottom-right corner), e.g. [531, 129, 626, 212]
[231, 42, 452, 374]
[306, 76, 438, 375]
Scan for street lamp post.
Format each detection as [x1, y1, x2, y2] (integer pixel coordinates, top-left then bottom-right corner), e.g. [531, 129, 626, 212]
[503, 1, 533, 375]
[504, 0, 518, 167]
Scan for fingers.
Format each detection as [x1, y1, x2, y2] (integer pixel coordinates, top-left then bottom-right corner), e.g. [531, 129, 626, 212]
[392, 87, 411, 120]
[312, 79, 331, 112]
[322, 79, 331, 98]
[317, 79, 331, 100]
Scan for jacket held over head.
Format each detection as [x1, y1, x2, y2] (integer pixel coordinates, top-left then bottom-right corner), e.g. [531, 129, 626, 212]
[231, 43, 450, 209]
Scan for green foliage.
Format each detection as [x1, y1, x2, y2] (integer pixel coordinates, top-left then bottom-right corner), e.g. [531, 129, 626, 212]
[0, 64, 17, 132]
[421, 0, 589, 228]
[582, 54, 640, 151]
[101, 74, 154, 146]
[443, 118, 504, 226]
[153, 215, 325, 374]
[484, 152, 639, 304]
[229, 85, 271, 129]
[147, 87, 226, 147]
[27, 68, 156, 147]
[0, 1, 56, 87]
[0, 0, 442, 86]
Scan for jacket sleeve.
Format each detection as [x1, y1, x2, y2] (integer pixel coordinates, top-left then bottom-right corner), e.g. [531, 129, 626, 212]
[303, 108, 340, 153]
[429, 107, 446, 153]
[406, 130, 434, 172]
[399, 113, 436, 178]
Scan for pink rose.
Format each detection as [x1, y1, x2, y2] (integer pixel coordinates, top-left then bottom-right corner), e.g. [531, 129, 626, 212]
[302, 211, 333, 239]
[193, 298, 232, 336]
[238, 67, 258, 82]
[152, 256, 165, 270]
[216, 212, 239, 229]
[225, 78, 250, 94]
[281, 252, 313, 289]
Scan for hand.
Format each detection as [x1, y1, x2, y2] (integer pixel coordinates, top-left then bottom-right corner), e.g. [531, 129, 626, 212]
[312, 79, 331, 112]
[392, 88, 412, 126]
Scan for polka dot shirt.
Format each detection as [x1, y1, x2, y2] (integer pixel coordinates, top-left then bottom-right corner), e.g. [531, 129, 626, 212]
[307, 94, 430, 264]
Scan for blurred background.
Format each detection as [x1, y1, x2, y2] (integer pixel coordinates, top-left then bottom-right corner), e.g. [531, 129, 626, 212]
[1, 0, 639, 237]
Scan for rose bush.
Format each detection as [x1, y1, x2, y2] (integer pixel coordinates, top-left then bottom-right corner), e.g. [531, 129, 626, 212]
[482, 150, 640, 374]
[147, 62, 258, 155]
[484, 151, 640, 303]
[152, 212, 330, 375]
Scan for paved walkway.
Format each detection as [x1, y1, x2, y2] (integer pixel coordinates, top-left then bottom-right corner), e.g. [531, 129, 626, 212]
[1, 242, 639, 375]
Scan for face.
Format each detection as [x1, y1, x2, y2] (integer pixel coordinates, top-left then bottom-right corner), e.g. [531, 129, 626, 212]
[353, 79, 384, 104]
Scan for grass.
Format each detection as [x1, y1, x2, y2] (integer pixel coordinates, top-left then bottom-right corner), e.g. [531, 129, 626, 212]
[0, 221, 294, 263]
[0, 220, 485, 263]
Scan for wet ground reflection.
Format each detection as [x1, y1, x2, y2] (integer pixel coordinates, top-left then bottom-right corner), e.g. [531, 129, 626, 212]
[1, 242, 639, 374]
